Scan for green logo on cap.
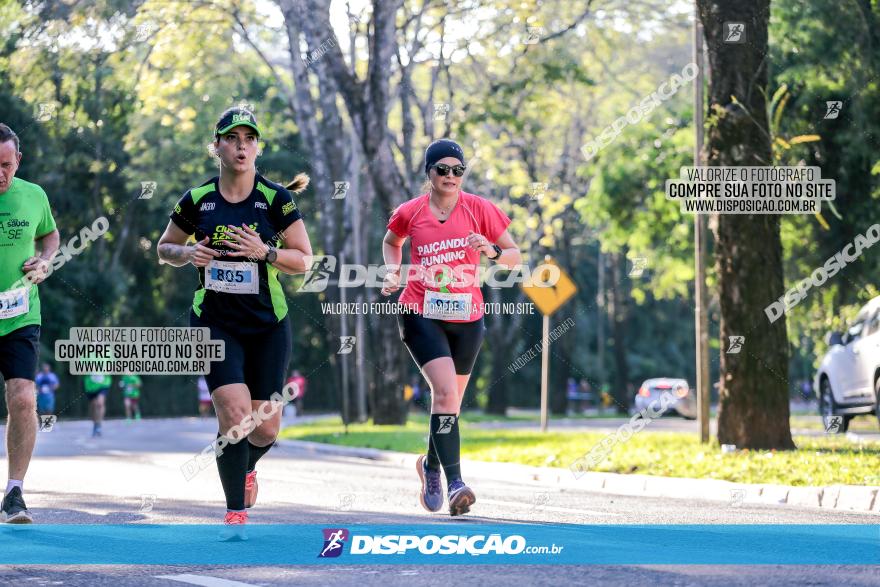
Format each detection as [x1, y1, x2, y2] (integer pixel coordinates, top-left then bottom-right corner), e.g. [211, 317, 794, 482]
[231, 114, 250, 123]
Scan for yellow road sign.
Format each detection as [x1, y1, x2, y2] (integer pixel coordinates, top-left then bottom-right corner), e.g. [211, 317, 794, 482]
[521, 259, 577, 316]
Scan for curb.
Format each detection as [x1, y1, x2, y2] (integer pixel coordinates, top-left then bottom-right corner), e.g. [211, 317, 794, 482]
[278, 439, 880, 514]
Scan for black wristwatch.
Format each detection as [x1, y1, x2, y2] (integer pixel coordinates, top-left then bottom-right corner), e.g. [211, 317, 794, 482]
[264, 245, 278, 264]
[488, 244, 503, 260]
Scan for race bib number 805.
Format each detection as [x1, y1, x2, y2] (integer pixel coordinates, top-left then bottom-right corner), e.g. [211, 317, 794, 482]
[205, 261, 259, 294]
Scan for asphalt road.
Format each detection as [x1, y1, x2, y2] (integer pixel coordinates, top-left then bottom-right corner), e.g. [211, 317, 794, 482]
[0, 417, 877, 586]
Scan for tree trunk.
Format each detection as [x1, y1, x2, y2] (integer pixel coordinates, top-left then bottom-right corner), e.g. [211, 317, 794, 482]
[596, 248, 606, 390]
[278, 0, 411, 424]
[609, 251, 630, 414]
[485, 287, 510, 416]
[551, 220, 577, 416]
[697, 0, 795, 449]
[291, 0, 409, 424]
[550, 305, 575, 416]
[279, 1, 349, 418]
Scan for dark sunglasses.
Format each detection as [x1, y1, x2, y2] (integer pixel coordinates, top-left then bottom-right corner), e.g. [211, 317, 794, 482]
[431, 163, 466, 177]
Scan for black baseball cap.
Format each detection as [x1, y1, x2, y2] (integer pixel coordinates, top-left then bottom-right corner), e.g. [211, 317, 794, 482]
[215, 107, 261, 137]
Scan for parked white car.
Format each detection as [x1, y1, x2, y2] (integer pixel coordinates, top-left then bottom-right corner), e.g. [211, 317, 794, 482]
[633, 378, 696, 419]
[815, 296, 880, 431]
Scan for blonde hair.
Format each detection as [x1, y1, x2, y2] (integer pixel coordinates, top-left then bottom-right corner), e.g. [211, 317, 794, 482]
[207, 140, 220, 167]
[286, 173, 309, 193]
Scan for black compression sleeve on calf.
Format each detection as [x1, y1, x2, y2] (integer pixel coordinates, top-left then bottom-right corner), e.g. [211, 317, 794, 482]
[426, 432, 441, 471]
[247, 440, 273, 472]
[216, 432, 248, 511]
[430, 413, 462, 483]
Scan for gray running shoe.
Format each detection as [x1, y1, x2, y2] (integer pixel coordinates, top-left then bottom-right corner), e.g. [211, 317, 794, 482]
[447, 479, 476, 517]
[2, 487, 33, 524]
[416, 455, 444, 512]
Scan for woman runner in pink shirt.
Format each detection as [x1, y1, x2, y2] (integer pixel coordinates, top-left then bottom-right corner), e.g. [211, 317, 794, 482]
[381, 139, 521, 516]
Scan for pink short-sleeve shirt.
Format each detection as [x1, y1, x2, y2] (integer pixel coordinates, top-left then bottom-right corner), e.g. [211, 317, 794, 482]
[387, 191, 511, 322]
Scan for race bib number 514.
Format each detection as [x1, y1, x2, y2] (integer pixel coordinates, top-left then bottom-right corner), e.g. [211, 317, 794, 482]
[0, 287, 29, 319]
[422, 290, 471, 321]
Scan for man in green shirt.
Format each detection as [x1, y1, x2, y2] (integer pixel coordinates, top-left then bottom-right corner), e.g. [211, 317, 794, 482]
[84, 373, 112, 437]
[0, 124, 60, 524]
[119, 374, 142, 421]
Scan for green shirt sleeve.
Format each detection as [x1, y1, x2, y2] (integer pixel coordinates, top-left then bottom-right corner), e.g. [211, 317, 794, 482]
[35, 187, 56, 238]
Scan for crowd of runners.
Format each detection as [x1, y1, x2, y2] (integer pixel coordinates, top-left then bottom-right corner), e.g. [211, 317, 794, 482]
[1, 109, 520, 533]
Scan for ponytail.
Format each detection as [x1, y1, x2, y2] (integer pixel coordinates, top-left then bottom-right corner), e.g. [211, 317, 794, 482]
[286, 173, 310, 193]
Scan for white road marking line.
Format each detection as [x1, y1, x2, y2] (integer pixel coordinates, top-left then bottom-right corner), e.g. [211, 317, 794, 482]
[479, 498, 622, 516]
[154, 574, 260, 587]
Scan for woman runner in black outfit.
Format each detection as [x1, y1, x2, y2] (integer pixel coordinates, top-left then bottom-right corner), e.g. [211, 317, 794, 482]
[157, 107, 311, 532]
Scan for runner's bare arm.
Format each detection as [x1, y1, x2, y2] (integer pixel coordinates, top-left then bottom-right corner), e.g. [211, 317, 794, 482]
[34, 229, 60, 261]
[157, 220, 221, 267]
[22, 229, 60, 284]
[157, 221, 194, 266]
[491, 230, 521, 270]
[383, 230, 405, 265]
[270, 218, 312, 274]
[381, 230, 406, 296]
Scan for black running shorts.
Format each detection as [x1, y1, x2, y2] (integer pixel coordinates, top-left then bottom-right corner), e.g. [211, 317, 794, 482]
[397, 311, 485, 375]
[85, 389, 108, 401]
[0, 325, 40, 382]
[191, 312, 291, 401]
